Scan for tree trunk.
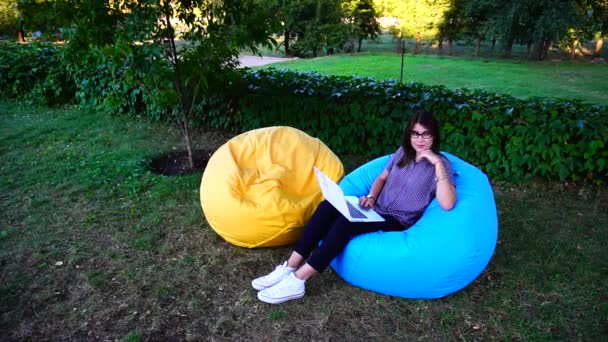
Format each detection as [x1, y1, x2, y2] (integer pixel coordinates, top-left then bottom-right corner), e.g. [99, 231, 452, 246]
[164, 10, 193, 169]
[17, 19, 25, 42]
[438, 37, 443, 51]
[448, 39, 453, 56]
[414, 31, 421, 55]
[504, 37, 514, 57]
[490, 37, 496, 53]
[526, 41, 532, 58]
[475, 37, 481, 56]
[180, 107, 194, 170]
[542, 40, 551, 60]
[537, 39, 551, 60]
[396, 30, 403, 53]
[284, 31, 290, 56]
[357, 37, 362, 52]
[594, 38, 603, 58]
[571, 38, 578, 59]
[536, 39, 544, 60]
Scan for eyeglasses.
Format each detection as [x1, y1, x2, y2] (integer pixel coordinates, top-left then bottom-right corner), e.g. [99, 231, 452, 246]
[410, 131, 433, 139]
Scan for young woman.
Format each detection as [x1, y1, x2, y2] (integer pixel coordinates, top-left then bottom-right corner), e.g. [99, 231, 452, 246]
[252, 110, 457, 304]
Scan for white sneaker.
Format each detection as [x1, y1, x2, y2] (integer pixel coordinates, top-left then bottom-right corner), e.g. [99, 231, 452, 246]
[251, 261, 296, 291]
[257, 273, 305, 304]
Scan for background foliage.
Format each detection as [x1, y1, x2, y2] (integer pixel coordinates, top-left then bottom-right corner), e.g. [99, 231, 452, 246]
[0, 44, 606, 183]
[1, 0, 607, 182]
[234, 68, 608, 183]
[0, 43, 74, 105]
[374, 0, 608, 59]
[2, 0, 606, 59]
[0, 0, 18, 37]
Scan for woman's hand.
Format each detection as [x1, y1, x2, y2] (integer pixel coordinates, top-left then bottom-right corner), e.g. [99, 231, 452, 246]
[358, 169, 388, 210]
[417, 150, 441, 165]
[358, 195, 376, 209]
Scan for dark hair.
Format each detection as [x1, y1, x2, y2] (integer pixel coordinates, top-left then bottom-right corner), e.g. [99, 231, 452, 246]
[398, 110, 441, 167]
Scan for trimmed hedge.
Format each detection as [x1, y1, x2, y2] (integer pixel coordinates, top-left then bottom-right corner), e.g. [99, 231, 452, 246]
[233, 68, 607, 183]
[1, 43, 606, 182]
[0, 43, 74, 106]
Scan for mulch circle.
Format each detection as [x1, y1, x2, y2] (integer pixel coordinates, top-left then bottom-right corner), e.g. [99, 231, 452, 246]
[146, 149, 213, 176]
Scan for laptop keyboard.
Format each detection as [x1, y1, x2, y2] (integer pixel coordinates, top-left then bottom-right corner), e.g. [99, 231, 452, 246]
[346, 201, 367, 219]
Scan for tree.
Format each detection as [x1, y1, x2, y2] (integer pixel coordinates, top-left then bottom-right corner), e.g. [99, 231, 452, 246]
[289, 0, 348, 57]
[436, 0, 464, 55]
[374, 0, 398, 16]
[64, 0, 275, 169]
[530, 0, 581, 59]
[582, 0, 608, 57]
[15, 0, 74, 40]
[343, 0, 381, 52]
[0, 0, 19, 39]
[459, 0, 496, 56]
[459, 0, 583, 59]
[289, 0, 325, 56]
[374, 0, 452, 42]
[259, 0, 379, 57]
[273, 0, 315, 56]
[254, 0, 318, 56]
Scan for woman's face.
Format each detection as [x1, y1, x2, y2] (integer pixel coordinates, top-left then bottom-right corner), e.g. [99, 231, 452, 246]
[410, 123, 434, 154]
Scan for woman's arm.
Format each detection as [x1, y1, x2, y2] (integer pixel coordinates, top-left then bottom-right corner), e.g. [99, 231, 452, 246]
[359, 169, 389, 209]
[433, 160, 456, 210]
[418, 150, 456, 210]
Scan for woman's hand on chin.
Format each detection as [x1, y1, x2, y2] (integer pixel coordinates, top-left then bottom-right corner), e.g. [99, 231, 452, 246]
[417, 150, 441, 165]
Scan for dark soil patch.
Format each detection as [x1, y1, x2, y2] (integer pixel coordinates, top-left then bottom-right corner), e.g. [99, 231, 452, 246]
[146, 149, 213, 176]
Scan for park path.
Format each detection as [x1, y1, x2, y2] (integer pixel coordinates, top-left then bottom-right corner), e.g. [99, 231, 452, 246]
[238, 55, 295, 68]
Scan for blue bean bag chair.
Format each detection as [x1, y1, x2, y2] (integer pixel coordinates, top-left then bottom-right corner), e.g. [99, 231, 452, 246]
[332, 152, 498, 299]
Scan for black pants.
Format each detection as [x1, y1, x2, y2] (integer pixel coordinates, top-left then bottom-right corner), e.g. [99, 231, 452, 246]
[293, 200, 406, 273]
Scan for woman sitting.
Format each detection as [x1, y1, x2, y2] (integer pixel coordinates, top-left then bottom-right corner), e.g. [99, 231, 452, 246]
[252, 109, 457, 304]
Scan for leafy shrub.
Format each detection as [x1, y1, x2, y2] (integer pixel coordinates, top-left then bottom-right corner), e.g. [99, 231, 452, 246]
[226, 68, 607, 183]
[62, 43, 172, 120]
[1, 43, 605, 183]
[0, 43, 74, 105]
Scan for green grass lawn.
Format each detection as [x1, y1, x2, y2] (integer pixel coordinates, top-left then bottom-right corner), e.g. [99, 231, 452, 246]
[1, 101, 607, 340]
[258, 52, 608, 105]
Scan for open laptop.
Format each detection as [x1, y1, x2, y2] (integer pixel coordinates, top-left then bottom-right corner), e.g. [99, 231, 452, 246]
[314, 167, 385, 222]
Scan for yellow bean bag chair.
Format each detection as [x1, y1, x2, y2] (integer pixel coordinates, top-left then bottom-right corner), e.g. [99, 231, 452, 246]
[200, 126, 344, 248]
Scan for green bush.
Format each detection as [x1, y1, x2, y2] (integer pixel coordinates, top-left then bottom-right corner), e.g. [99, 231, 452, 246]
[0, 43, 175, 119]
[1, 44, 605, 183]
[63, 43, 173, 120]
[228, 68, 607, 183]
[0, 43, 74, 105]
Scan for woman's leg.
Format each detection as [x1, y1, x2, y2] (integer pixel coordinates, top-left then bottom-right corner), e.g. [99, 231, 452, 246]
[292, 200, 340, 262]
[305, 216, 403, 274]
[286, 251, 305, 269]
[253, 201, 339, 291]
[257, 216, 403, 303]
[294, 263, 317, 281]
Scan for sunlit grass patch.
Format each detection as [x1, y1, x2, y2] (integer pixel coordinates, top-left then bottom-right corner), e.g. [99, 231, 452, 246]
[259, 53, 608, 105]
